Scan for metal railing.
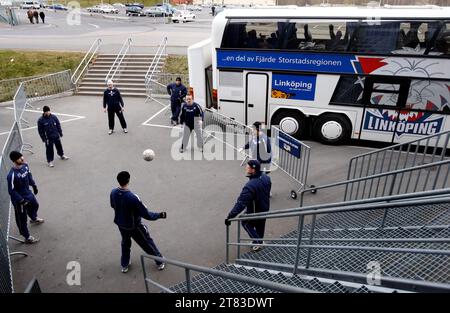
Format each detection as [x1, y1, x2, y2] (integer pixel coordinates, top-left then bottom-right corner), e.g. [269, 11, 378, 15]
[301, 158, 450, 206]
[226, 189, 450, 291]
[271, 126, 312, 199]
[145, 37, 168, 103]
[105, 37, 132, 84]
[71, 38, 102, 85]
[346, 130, 450, 201]
[141, 255, 313, 293]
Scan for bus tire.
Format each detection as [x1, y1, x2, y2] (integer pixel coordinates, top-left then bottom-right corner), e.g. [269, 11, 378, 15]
[271, 110, 307, 139]
[313, 114, 351, 145]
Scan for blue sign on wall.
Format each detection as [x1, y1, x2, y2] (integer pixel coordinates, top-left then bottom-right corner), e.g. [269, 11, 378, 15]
[217, 49, 357, 74]
[277, 132, 301, 158]
[272, 73, 316, 101]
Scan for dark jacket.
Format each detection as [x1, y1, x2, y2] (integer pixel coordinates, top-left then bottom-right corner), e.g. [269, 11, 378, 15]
[180, 102, 204, 128]
[167, 83, 187, 104]
[37, 114, 62, 142]
[103, 88, 124, 111]
[244, 132, 272, 164]
[227, 172, 271, 219]
[7, 164, 37, 205]
[110, 188, 161, 230]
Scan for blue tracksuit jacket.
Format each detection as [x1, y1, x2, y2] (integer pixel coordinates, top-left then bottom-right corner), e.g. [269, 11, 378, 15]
[103, 88, 124, 111]
[37, 114, 62, 142]
[7, 164, 37, 205]
[167, 83, 187, 104]
[110, 188, 161, 230]
[180, 102, 204, 128]
[227, 172, 272, 219]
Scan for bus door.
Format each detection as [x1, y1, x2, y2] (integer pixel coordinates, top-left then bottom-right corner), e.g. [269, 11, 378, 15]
[245, 72, 269, 126]
[359, 76, 411, 143]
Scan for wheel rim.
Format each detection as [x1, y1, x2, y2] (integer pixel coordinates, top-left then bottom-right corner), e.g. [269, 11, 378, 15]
[321, 121, 343, 141]
[279, 117, 299, 135]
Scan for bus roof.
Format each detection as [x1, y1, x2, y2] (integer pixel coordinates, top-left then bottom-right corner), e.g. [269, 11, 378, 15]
[219, 6, 450, 20]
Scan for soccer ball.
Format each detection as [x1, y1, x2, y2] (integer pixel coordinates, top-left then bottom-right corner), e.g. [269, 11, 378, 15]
[143, 149, 155, 162]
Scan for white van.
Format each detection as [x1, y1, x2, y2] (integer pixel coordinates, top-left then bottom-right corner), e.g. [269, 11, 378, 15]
[20, 1, 41, 9]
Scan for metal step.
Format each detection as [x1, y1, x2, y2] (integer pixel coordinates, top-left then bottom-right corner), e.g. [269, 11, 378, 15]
[79, 82, 145, 88]
[77, 91, 146, 97]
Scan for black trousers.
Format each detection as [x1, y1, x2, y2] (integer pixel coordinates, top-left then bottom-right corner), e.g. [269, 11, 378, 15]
[13, 196, 39, 240]
[242, 219, 267, 245]
[45, 138, 64, 162]
[119, 223, 162, 267]
[108, 109, 127, 130]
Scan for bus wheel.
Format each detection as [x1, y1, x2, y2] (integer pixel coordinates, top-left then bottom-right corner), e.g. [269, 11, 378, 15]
[272, 110, 307, 139]
[313, 114, 350, 145]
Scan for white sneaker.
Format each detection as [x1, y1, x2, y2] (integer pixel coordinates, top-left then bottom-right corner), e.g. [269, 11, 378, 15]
[25, 236, 40, 244]
[60, 155, 69, 160]
[121, 262, 131, 273]
[123, 128, 128, 133]
[157, 263, 166, 271]
[108, 130, 113, 135]
[48, 162, 54, 167]
[30, 217, 44, 224]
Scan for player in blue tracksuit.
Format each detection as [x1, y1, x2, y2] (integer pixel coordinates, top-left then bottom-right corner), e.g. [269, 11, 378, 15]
[179, 94, 204, 153]
[225, 160, 271, 252]
[167, 77, 187, 125]
[7, 151, 44, 244]
[103, 79, 127, 135]
[37, 106, 69, 168]
[110, 171, 167, 273]
[240, 122, 272, 173]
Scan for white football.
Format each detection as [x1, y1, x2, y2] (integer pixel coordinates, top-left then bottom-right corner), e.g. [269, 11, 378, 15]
[143, 149, 155, 162]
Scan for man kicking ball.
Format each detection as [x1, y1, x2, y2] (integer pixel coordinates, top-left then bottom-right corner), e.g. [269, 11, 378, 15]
[110, 171, 167, 273]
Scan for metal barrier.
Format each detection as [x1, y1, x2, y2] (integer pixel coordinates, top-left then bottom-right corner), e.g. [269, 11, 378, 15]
[71, 38, 102, 85]
[144, 37, 169, 104]
[271, 126, 313, 199]
[0, 122, 25, 294]
[141, 255, 311, 293]
[105, 37, 132, 84]
[202, 108, 252, 156]
[226, 188, 450, 292]
[346, 130, 450, 201]
[0, 6, 19, 26]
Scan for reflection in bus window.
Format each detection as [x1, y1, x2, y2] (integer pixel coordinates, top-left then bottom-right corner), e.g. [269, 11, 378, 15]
[330, 76, 365, 105]
[221, 19, 450, 57]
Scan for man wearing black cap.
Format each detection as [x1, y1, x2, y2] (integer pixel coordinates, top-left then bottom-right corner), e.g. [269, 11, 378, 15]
[167, 77, 187, 126]
[225, 160, 271, 252]
[7, 151, 43, 244]
[37, 106, 69, 168]
[110, 171, 167, 273]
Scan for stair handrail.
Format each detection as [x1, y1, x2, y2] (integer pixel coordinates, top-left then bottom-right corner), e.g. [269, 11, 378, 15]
[105, 37, 132, 84]
[145, 36, 167, 95]
[71, 38, 102, 85]
[140, 255, 315, 293]
[346, 130, 450, 183]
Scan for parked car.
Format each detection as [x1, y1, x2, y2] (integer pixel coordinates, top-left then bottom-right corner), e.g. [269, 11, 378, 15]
[171, 10, 195, 23]
[113, 3, 125, 7]
[20, 1, 40, 9]
[86, 5, 100, 13]
[98, 4, 119, 14]
[187, 5, 202, 12]
[47, 3, 68, 10]
[145, 6, 168, 17]
[126, 6, 144, 16]
[125, 2, 143, 9]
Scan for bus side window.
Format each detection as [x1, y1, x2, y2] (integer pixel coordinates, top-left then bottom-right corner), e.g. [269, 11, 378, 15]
[431, 23, 450, 55]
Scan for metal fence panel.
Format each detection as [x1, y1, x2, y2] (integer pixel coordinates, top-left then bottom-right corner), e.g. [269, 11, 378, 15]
[23, 70, 75, 104]
[149, 73, 189, 96]
[13, 83, 27, 125]
[0, 229, 13, 293]
[271, 126, 311, 198]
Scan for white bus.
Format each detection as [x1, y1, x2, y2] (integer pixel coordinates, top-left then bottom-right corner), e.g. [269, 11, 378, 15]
[188, 5, 450, 145]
